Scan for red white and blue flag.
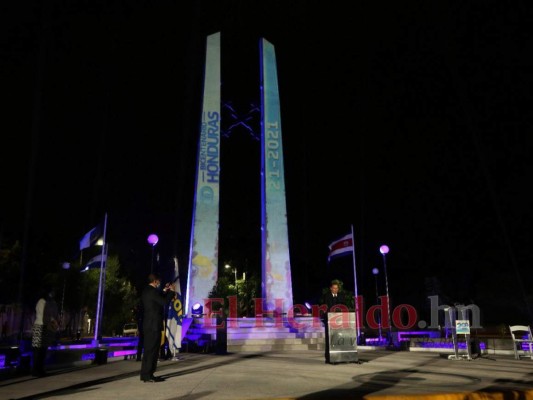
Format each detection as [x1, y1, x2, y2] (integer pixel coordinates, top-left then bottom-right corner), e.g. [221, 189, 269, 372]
[328, 233, 353, 262]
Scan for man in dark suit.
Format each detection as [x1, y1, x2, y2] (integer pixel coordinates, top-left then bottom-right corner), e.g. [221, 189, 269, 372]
[139, 273, 175, 382]
[323, 281, 348, 364]
[324, 282, 346, 311]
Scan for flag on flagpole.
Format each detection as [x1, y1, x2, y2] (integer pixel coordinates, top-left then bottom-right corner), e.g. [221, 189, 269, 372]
[328, 233, 353, 262]
[79, 223, 103, 250]
[81, 254, 107, 272]
[166, 278, 183, 355]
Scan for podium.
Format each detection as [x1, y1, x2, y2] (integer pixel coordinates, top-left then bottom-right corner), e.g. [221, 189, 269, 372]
[325, 312, 358, 364]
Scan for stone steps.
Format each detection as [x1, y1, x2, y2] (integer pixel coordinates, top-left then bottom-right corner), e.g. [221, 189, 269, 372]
[228, 332, 324, 340]
[228, 337, 324, 345]
[183, 317, 531, 355]
[227, 343, 325, 352]
[184, 316, 326, 352]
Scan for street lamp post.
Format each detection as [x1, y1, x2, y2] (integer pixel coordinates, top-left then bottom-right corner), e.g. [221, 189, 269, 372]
[60, 262, 71, 332]
[147, 234, 159, 274]
[225, 264, 237, 287]
[379, 245, 392, 344]
[372, 267, 382, 342]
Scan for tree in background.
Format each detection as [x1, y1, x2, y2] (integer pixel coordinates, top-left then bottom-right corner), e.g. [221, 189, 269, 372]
[208, 274, 260, 317]
[77, 254, 137, 336]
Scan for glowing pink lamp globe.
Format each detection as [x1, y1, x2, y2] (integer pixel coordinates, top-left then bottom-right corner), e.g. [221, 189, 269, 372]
[379, 245, 389, 255]
[147, 234, 159, 247]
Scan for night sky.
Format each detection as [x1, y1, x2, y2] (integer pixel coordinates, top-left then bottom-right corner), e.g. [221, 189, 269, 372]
[2, 1, 532, 325]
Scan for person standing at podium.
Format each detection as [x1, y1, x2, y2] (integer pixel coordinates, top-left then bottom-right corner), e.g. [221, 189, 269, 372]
[324, 281, 346, 311]
[322, 280, 348, 363]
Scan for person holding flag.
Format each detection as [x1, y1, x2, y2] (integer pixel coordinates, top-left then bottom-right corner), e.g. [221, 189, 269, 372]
[139, 273, 175, 383]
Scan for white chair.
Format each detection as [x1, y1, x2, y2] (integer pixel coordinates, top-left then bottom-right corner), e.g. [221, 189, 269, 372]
[509, 325, 533, 360]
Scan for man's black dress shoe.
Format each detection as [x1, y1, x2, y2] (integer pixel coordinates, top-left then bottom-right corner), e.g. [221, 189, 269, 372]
[142, 376, 164, 382]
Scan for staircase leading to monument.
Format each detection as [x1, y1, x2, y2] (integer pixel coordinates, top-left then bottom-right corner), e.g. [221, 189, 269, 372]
[183, 316, 326, 352]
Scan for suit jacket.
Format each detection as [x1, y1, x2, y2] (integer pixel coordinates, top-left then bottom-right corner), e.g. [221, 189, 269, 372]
[324, 291, 347, 311]
[141, 285, 175, 333]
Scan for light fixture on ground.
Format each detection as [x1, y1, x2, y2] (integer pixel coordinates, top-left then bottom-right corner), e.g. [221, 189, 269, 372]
[191, 303, 203, 317]
[379, 244, 392, 343]
[147, 233, 159, 274]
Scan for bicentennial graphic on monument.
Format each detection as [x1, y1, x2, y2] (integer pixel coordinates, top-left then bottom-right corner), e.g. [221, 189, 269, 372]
[186, 34, 293, 316]
[260, 38, 294, 314]
[186, 32, 221, 315]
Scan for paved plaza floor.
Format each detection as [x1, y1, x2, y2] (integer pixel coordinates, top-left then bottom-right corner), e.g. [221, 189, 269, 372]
[2, 349, 533, 400]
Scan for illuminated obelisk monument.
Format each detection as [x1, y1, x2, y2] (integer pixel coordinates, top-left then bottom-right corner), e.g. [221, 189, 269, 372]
[185, 32, 294, 316]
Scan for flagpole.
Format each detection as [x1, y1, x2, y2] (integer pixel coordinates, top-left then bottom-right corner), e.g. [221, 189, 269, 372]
[97, 244, 108, 339]
[93, 212, 108, 346]
[350, 224, 360, 340]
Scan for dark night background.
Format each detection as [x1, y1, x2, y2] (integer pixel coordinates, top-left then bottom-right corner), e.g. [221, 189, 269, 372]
[1, 1, 532, 326]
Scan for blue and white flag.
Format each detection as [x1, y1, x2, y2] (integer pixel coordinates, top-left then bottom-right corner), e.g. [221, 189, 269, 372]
[79, 223, 103, 250]
[81, 253, 107, 272]
[166, 278, 183, 354]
